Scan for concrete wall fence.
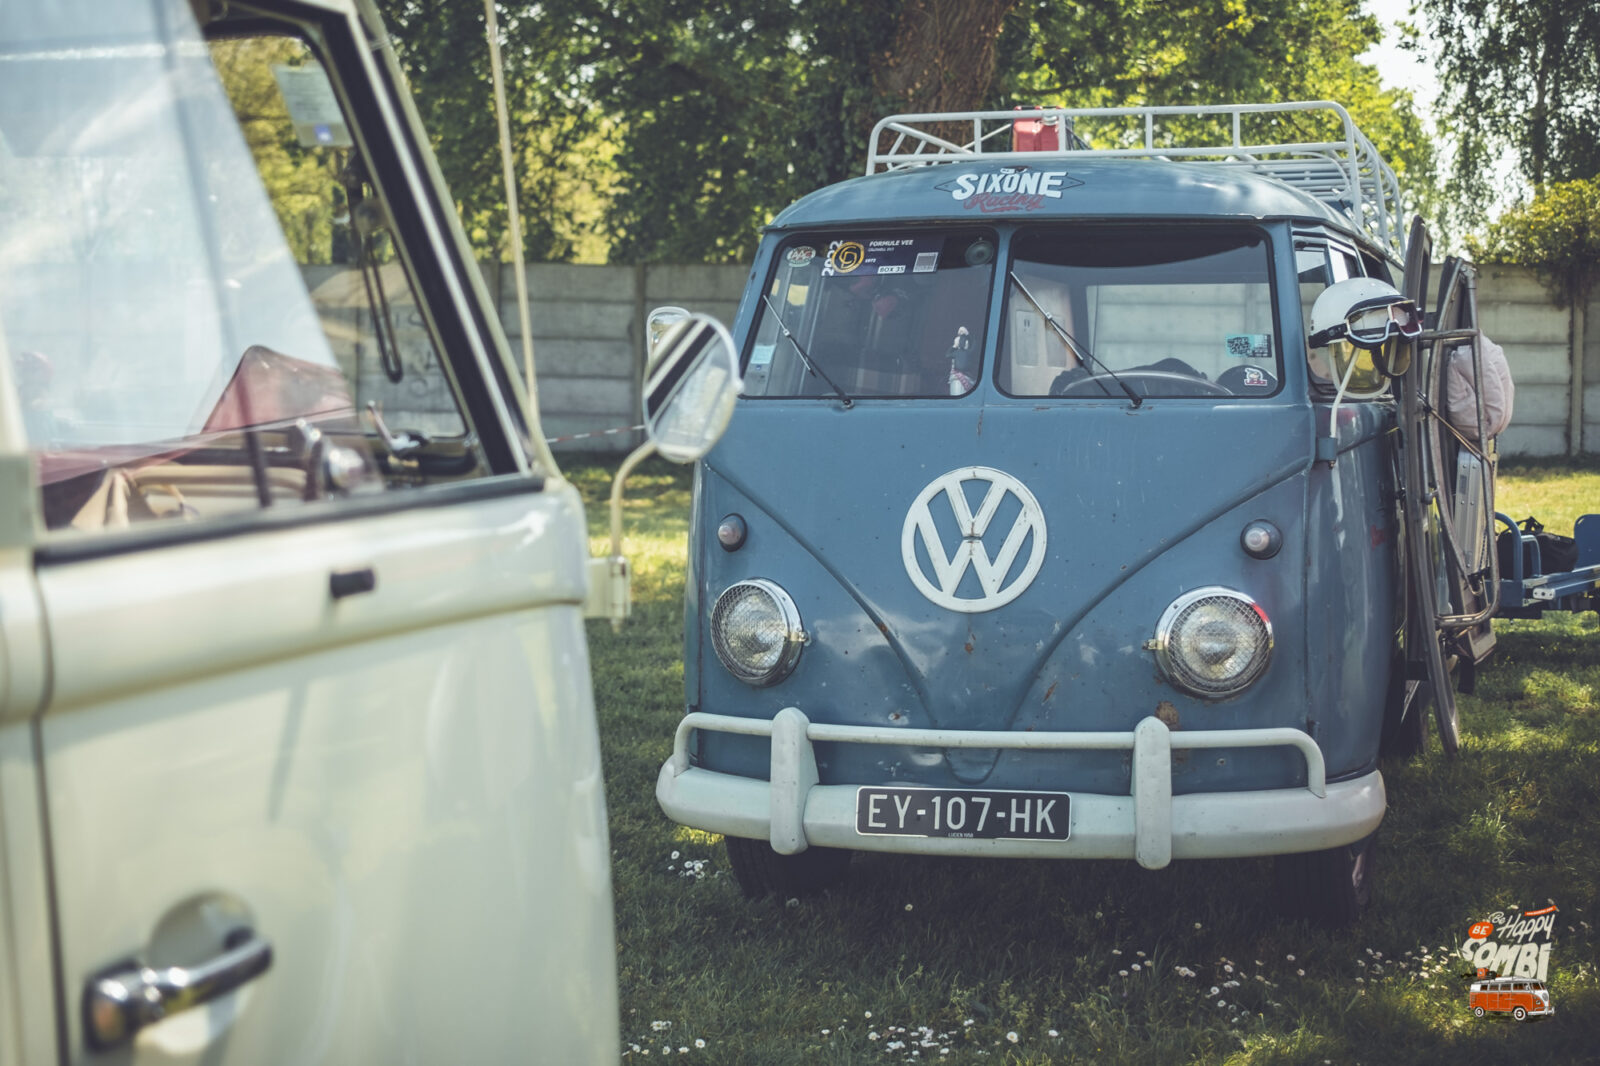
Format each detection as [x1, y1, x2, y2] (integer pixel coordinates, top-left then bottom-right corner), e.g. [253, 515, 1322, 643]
[309, 262, 1596, 458]
[1476, 265, 1598, 458]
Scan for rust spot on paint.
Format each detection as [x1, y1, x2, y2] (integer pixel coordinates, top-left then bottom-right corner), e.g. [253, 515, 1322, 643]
[1155, 701, 1179, 730]
[964, 641, 974, 654]
[1043, 681, 1058, 702]
[877, 622, 889, 635]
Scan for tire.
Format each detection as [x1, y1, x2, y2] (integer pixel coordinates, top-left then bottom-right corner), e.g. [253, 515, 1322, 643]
[1473, 1006, 1486, 1018]
[1399, 315, 1465, 758]
[1513, 1006, 1527, 1021]
[1272, 830, 1378, 929]
[725, 836, 851, 899]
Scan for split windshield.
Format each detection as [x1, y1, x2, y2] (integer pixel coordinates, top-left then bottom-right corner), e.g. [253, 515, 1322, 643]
[742, 225, 1280, 402]
[743, 230, 996, 399]
[1000, 227, 1279, 398]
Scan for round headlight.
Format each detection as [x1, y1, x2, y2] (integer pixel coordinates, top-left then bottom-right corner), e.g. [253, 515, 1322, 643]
[1152, 587, 1272, 699]
[710, 579, 806, 686]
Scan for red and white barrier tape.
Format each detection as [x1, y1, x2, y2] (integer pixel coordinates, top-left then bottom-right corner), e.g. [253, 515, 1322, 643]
[545, 423, 645, 445]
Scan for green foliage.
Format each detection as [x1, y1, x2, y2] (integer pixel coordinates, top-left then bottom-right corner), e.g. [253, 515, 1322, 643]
[212, 37, 342, 264]
[372, 0, 898, 265]
[1423, 0, 1600, 227]
[365, 1, 1436, 264]
[999, 0, 1439, 224]
[573, 0, 898, 263]
[376, 1, 607, 262]
[1467, 179, 1600, 306]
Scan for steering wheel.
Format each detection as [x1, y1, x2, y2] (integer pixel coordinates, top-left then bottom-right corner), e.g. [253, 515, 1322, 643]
[1052, 370, 1232, 398]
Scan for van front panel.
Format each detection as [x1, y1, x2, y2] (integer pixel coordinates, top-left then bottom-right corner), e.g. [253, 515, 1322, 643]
[674, 190, 1400, 865]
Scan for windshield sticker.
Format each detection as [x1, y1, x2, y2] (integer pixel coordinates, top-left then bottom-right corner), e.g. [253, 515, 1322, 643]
[272, 64, 353, 149]
[937, 165, 1083, 213]
[749, 343, 776, 368]
[1225, 333, 1272, 359]
[785, 245, 816, 268]
[1240, 366, 1270, 388]
[823, 237, 943, 277]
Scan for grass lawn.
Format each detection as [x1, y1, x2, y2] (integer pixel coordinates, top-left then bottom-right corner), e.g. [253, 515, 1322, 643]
[569, 455, 1600, 1065]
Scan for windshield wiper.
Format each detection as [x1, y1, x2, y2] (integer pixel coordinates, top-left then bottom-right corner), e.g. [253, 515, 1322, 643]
[760, 293, 853, 408]
[1008, 271, 1141, 408]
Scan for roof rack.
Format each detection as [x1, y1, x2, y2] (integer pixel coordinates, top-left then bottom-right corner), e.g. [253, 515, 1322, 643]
[866, 101, 1406, 258]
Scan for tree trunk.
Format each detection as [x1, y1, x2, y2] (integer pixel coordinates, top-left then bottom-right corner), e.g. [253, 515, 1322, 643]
[872, 0, 1019, 116]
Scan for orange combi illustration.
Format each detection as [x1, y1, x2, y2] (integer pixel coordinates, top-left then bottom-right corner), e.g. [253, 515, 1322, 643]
[1469, 977, 1553, 1022]
[1463, 906, 1557, 1022]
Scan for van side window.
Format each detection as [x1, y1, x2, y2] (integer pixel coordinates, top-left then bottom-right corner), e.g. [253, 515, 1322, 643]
[1360, 251, 1393, 285]
[0, 27, 491, 536]
[1298, 241, 1366, 395]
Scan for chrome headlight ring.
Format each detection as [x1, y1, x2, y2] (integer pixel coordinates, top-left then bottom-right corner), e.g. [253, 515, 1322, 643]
[710, 579, 807, 687]
[1151, 586, 1273, 699]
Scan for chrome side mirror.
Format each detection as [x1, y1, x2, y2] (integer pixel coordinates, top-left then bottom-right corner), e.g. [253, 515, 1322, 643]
[589, 312, 740, 627]
[641, 313, 740, 464]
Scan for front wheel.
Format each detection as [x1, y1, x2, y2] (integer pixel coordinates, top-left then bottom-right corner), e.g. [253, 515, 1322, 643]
[1513, 1006, 1527, 1021]
[725, 836, 851, 899]
[1272, 831, 1378, 928]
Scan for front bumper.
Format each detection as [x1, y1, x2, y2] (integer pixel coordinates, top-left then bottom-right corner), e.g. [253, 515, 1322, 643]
[656, 708, 1385, 869]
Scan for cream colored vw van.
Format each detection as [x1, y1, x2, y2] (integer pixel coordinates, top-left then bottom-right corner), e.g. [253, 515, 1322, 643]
[0, 1, 736, 1061]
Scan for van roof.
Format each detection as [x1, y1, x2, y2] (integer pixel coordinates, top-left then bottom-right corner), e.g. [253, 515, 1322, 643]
[769, 156, 1359, 239]
[770, 102, 1404, 260]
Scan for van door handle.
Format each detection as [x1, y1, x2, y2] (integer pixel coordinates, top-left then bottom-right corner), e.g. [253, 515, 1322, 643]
[329, 566, 377, 599]
[83, 930, 273, 1051]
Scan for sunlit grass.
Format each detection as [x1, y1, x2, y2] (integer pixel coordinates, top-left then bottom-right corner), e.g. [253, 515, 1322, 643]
[567, 454, 1600, 1065]
[1497, 459, 1600, 533]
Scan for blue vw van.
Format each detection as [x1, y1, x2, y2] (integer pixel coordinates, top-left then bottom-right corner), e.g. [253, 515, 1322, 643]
[656, 104, 1497, 926]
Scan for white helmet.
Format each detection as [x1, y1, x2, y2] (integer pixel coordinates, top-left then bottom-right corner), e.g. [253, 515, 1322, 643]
[1307, 277, 1421, 392]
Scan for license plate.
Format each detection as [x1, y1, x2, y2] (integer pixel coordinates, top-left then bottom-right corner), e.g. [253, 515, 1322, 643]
[855, 787, 1070, 841]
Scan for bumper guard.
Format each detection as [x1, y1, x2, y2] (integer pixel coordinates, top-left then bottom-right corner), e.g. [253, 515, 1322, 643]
[656, 708, 1385, 869]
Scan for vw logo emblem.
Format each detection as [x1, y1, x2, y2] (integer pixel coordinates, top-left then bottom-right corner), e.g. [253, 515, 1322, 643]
[901, 466, 1047, 613]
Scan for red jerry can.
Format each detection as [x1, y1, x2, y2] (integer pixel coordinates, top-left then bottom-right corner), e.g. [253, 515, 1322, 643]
[1011, 108, 1060, 152]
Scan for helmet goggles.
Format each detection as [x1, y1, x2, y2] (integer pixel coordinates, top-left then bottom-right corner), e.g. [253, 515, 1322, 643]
[1310, 296, 1423, 350]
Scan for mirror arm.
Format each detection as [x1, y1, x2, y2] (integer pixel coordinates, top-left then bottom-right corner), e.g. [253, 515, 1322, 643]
[583, 439, 658, 631]
[610, 439, 657, 560]
[591, 310, 738, 627]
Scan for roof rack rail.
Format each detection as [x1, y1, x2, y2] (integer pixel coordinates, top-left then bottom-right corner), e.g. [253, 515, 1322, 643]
[866, 101, 1406, 258]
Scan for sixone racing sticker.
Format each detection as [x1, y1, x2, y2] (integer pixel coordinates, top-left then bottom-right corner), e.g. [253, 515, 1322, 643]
[937, 164, 1084, 214]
